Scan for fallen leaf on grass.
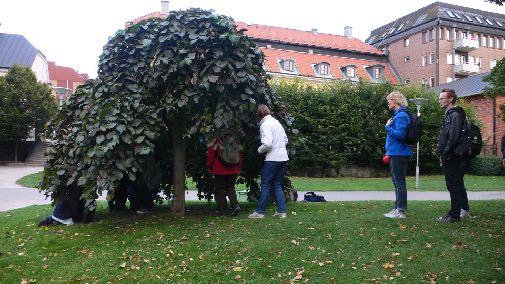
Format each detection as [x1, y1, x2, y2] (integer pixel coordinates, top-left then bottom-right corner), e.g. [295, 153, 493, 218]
[233, 267, 243, 272]
[382, 263, 394, 269]
[119, 262, 126, 268]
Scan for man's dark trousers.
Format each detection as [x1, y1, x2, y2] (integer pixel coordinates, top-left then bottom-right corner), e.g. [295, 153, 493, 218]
[443, 156, 469, 219]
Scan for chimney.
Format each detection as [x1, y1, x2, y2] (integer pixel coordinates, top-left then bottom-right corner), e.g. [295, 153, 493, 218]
[161, 0, 170, 14]
[344, 26, 353, 38]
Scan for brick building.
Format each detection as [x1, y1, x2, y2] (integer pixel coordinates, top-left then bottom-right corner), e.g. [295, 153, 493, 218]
[47, 61, 88, 105]
[367, 2, 505, 87]
[125, 2, 399, 84]
[434, 73, 504, 156]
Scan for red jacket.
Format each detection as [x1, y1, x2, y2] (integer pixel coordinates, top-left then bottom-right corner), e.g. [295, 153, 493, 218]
[206, 138, 243, 175]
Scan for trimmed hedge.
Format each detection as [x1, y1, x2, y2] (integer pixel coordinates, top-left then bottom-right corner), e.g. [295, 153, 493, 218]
[273, 80, 478, 174]
[469, 155, 505, 176]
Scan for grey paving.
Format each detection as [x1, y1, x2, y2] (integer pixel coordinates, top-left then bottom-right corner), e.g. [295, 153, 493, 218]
[1, 165, 504, 212]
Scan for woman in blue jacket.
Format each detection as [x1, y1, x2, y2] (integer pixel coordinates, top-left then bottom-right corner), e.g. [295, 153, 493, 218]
[384, 91, 413, 219]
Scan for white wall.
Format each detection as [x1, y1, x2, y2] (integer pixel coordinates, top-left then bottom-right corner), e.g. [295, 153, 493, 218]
[31, 52, 50, 83]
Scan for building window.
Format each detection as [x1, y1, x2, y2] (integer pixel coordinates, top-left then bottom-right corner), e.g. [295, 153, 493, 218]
[475, 16, 483, 24]
[430, 28, 436, 41]
[422, 31, 428, 44]
[489, 37, 494, 48]
[422, 55, 427, 66]
[346, 66, 356, 78]
[447, 53, 453, 64]
[429, 53, 435, 65]
[447, 77, 453, 83]
[403, 38, 410, 47]
[485, 18, 494, 25]
[314, 62, 331, 77]
[482, 36, 487, 47]
[475, 57, 482, 68]
[404, 56, 410, 63]
[445, 28, 450, 40]
[429, 77, 435, 87]
[491, 59, 497, 69]
[374, 67, 383, 80]
[280, 59, 297, 73]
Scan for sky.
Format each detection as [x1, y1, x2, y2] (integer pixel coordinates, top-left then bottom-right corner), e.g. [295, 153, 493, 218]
[1, 0, 503, 78]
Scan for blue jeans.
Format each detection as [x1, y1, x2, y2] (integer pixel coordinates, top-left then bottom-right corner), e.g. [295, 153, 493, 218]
[390, 156, 407, 211]
[256, 161, 287, 214]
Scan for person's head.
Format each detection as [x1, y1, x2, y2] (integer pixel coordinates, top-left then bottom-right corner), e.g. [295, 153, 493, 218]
[256, 104, 270, 120]
[439, 88, 457, 110]
[386, 91, 408, 110]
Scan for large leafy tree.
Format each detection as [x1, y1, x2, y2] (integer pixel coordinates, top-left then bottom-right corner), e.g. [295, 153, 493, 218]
[487, 0, 503, 5]
[0, 65, 57, 161]
[483, 58, 505, 123]
[41, 9, 291, 216]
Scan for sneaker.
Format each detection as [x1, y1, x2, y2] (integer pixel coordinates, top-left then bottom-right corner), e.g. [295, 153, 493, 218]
[460, 209, 470, 219]
[272, 211, 288, 218]
[384, 209, 406, 219]
[436, 215, 460, 223]
[248, 211, 265, 219]
[231, 207, 241, 216]
[136, 209, 150, 215]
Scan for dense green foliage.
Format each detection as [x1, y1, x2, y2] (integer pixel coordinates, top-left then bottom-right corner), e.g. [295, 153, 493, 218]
[469, 155, 505, 176]
[274, 80, 476, 173]
[483, 58, 505, 98]
[1, 201, 504, 282]
[0, 65, 57, 143]
[41, 9, 291, 202]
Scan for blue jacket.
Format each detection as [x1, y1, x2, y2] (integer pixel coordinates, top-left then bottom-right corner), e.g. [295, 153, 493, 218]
[385, 107, 413, 157]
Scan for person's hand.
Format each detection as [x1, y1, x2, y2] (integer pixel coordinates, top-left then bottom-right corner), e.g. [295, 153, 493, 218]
[386, 118, 393, 126]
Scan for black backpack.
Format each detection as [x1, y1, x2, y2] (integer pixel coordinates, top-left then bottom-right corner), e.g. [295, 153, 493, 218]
[462, 122, 483, 158]
[405, 111, 422, 145]
[454, 108, 483, 158]
[303, 192, 326, 202]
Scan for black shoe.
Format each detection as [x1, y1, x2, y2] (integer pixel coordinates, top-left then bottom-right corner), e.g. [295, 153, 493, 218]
[436, 215, 460, 223]
[231, 207, 241, 216]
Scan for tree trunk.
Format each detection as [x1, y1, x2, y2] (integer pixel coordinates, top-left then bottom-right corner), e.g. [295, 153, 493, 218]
[171, 115, 186, 216]
[14, 142, 19, 162]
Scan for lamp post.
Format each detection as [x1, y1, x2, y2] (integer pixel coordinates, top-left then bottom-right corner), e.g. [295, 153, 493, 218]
[409, 98, 428, 190]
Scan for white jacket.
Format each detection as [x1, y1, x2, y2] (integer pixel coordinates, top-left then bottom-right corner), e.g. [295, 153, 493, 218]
[257, 115, 289, 161]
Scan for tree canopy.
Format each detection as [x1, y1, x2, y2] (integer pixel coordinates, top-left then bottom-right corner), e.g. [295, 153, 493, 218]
[483, 58, 505, 98]
[41, 9, 291, 207]
[0, 65, 57, 143]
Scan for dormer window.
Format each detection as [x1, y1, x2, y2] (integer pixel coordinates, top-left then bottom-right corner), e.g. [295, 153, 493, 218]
[278, 59, 297, 74]
[340, 65, 357, 80]
[365, 65, 385, 82]
[313, 62, 332, 78]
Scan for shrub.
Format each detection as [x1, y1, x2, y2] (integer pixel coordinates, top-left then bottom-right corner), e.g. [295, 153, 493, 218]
[469, 155, 505, 176]
[273, 80, 479, 174]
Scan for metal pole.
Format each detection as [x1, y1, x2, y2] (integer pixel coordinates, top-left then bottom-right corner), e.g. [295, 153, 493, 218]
[415, 106, 421, 190]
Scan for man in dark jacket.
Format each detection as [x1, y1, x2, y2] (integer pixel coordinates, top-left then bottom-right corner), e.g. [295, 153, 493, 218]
[436, 88, 470, 223]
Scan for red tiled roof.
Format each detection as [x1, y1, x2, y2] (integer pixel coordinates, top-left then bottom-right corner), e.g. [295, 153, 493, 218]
[48, 61, 86, 89]
[126, 12, 167, 27]
[236, 22, 384, 56]
[260, 48, 398, 84]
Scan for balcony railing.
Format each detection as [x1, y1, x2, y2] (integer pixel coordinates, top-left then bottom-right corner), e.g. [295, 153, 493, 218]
[453, 38, 479, 52]
[453, 63, 480, 76]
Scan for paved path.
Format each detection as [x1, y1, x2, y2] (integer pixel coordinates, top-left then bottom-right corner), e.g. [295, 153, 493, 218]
[1, 165, 504, 212]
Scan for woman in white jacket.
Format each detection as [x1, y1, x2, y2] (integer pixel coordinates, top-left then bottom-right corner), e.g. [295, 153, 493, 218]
[249, 104, 289, 219]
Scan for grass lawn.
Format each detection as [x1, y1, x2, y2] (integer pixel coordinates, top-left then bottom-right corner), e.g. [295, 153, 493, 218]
[0, 201, 503, 283]
[17, 172, 505, 191]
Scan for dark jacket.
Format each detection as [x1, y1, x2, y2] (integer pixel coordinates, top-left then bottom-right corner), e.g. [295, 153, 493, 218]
[385, 107, 413, 157]
[437, 106, 467, 162]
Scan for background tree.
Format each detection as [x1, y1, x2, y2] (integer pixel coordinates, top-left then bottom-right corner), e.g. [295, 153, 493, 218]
[0, 65, 57, 161]
[486, 0, 503, 5]
[483, 57, 505, 125]
[41, 9, 292, 216]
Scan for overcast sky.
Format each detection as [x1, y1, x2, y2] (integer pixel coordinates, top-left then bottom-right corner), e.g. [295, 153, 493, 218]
[1, 0, 503, 78]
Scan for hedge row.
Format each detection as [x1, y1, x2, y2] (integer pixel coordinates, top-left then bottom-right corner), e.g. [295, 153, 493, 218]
[272, 80, 479, 174]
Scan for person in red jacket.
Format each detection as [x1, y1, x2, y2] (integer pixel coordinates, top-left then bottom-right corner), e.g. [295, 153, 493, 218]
[206, 131, 243, 216]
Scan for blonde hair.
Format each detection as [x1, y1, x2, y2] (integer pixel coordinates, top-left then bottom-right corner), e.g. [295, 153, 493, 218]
[386, 91, 408, 107]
